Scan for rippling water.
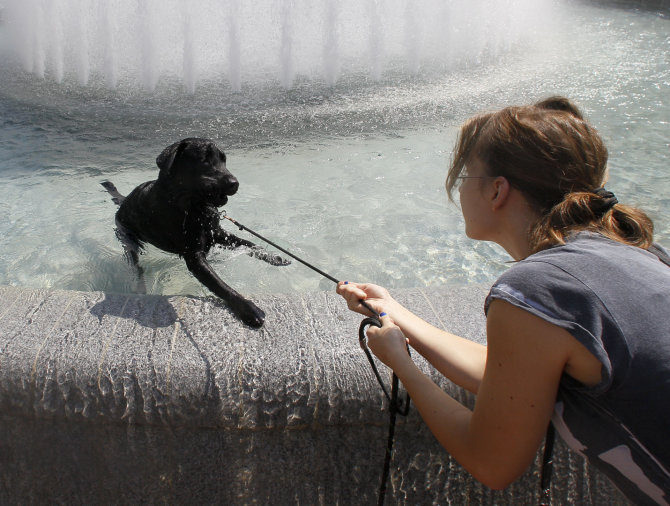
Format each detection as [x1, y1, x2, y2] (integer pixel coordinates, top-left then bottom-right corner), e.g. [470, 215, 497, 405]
[0, 2, 668, 297]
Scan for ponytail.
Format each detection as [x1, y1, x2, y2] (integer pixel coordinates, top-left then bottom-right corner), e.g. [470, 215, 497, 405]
[530, 191, 654, 253]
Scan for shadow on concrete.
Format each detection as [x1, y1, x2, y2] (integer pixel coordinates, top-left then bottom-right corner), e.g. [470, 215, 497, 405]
[89, 292, 179, 328]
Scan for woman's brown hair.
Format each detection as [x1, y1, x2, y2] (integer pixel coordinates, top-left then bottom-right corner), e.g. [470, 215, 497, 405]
[446, 96, 654, 255]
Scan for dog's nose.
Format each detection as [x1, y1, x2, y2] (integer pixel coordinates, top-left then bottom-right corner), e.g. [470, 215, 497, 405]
[225, 177, 239, 195]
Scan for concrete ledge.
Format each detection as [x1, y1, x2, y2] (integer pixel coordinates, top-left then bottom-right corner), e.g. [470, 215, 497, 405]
[0, 285, 628, 504]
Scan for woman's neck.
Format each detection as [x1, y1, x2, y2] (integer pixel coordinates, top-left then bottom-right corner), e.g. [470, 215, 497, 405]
[493, 194, 539, 261]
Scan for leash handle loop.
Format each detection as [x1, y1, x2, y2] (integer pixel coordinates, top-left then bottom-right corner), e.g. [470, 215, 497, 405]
[358, 314, 411, 416]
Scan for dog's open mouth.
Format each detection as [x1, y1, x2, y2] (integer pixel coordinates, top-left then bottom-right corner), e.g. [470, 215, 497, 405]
[202, 188, 233, 207]
[203, 180, 237, 207]
[212, 194, 228, 207]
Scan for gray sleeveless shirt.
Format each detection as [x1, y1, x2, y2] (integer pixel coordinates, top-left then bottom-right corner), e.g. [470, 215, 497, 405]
[485, 232, 670, 505]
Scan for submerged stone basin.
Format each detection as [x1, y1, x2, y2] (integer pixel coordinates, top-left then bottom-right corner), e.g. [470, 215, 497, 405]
[0, 285, 627, 504]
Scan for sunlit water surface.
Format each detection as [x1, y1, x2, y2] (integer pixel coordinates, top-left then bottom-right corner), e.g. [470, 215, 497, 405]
[0, 2, 668, 298]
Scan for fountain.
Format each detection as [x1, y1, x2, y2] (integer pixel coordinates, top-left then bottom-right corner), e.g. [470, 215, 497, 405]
[0, 0, 667, 503]
[3, 0, 550, 92]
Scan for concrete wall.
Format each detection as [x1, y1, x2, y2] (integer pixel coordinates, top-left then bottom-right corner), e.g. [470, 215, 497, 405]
[0, 285, 628, 505]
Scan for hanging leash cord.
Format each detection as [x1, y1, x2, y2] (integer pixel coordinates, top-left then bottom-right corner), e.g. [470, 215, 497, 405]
[358, 302, 411, 506]
[538, 423, 555, 506]
[222, 212, 410, 504]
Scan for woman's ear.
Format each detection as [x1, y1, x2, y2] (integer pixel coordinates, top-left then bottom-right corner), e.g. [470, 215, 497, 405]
[490, 176, 512, 210]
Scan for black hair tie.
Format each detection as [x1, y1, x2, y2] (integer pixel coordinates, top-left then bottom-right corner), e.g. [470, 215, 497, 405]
[593, 187, 618, 215]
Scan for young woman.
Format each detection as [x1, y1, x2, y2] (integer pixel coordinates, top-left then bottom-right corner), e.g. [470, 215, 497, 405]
[337, 97, 670, 505]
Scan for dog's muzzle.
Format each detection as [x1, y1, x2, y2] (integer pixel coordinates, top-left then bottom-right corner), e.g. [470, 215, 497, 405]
[224, 178, 239, 196]
[209, 177, 238, 206]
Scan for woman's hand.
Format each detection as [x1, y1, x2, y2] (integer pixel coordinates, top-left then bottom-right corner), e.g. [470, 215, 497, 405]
[365, 313, 411, 370]
[336, 281, 395, 317]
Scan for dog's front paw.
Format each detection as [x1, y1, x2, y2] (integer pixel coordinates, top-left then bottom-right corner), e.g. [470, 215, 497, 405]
[234, 300, 266, 328]
[251, 247, 291, 267]
[268, 254, 291, 267]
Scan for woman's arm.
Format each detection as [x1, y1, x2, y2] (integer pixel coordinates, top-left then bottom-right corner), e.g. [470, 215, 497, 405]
[366, 299, 574, 489]
[337, 281, 487, 393]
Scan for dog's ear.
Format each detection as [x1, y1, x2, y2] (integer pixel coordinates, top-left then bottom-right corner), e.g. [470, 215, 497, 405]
[156, 140, 188, 176]
[203, 142, 226, 166]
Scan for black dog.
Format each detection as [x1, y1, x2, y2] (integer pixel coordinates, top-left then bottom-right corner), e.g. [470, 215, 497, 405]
[101, 137, 289, 328]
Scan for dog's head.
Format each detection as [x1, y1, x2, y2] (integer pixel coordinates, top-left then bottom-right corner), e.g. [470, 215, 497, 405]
[156, 138, 239, 208]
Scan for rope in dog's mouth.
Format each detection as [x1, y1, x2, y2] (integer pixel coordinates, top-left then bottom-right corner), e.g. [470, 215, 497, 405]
[221, 210, 410, 505]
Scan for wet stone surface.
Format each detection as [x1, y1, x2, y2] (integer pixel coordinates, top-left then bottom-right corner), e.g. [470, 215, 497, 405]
[0, 285, 628, 504]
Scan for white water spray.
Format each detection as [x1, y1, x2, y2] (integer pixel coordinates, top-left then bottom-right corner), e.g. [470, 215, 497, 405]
[279, 0, 295, 89]
[138, 0, 159, 91]
[1, 0, 555, 91]
[228, 0, 242, 92]
[101, 0, 118, 89]
[367, 0, 383, 81]
[44, 0, 65, 83]
[321, 0, 340, 86]
[182, 0, 197, 93]
[74, 0, 90, 85]
[403, 0, 419, 75]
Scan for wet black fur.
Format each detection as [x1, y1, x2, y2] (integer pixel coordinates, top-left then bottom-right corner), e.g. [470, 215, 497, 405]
[101, 137, 289, 328]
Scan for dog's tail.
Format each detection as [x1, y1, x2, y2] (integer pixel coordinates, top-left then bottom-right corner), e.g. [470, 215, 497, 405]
[101, 180, 125, 206]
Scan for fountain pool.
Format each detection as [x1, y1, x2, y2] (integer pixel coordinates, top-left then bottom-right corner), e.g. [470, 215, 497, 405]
[0, 0, 668, 298]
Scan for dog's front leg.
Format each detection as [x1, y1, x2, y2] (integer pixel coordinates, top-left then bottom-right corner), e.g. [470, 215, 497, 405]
[124, 246, 147, 294]
[184, 251, 265, 328]
[215, 228, 291, 266]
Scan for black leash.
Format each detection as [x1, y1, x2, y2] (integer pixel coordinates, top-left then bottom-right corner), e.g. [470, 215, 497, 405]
[222, 211, 340, 284]
[358, 310, 411, 506]
[222, 212, 410, 504]
[538, 423, 555, 506]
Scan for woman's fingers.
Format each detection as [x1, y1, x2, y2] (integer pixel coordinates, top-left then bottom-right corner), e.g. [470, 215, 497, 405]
[366, 314, 409, 368]
[336, 280, 367, 299]
[367, 312, 395, 337]
[336, 281, 397, 320]
[337, 281, 375, 315]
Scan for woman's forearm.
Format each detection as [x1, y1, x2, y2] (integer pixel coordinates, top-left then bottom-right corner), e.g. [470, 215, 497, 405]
[390, 356, 513, 489]
[368, 301, 567, 491]
[386, 300, 487, 394]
